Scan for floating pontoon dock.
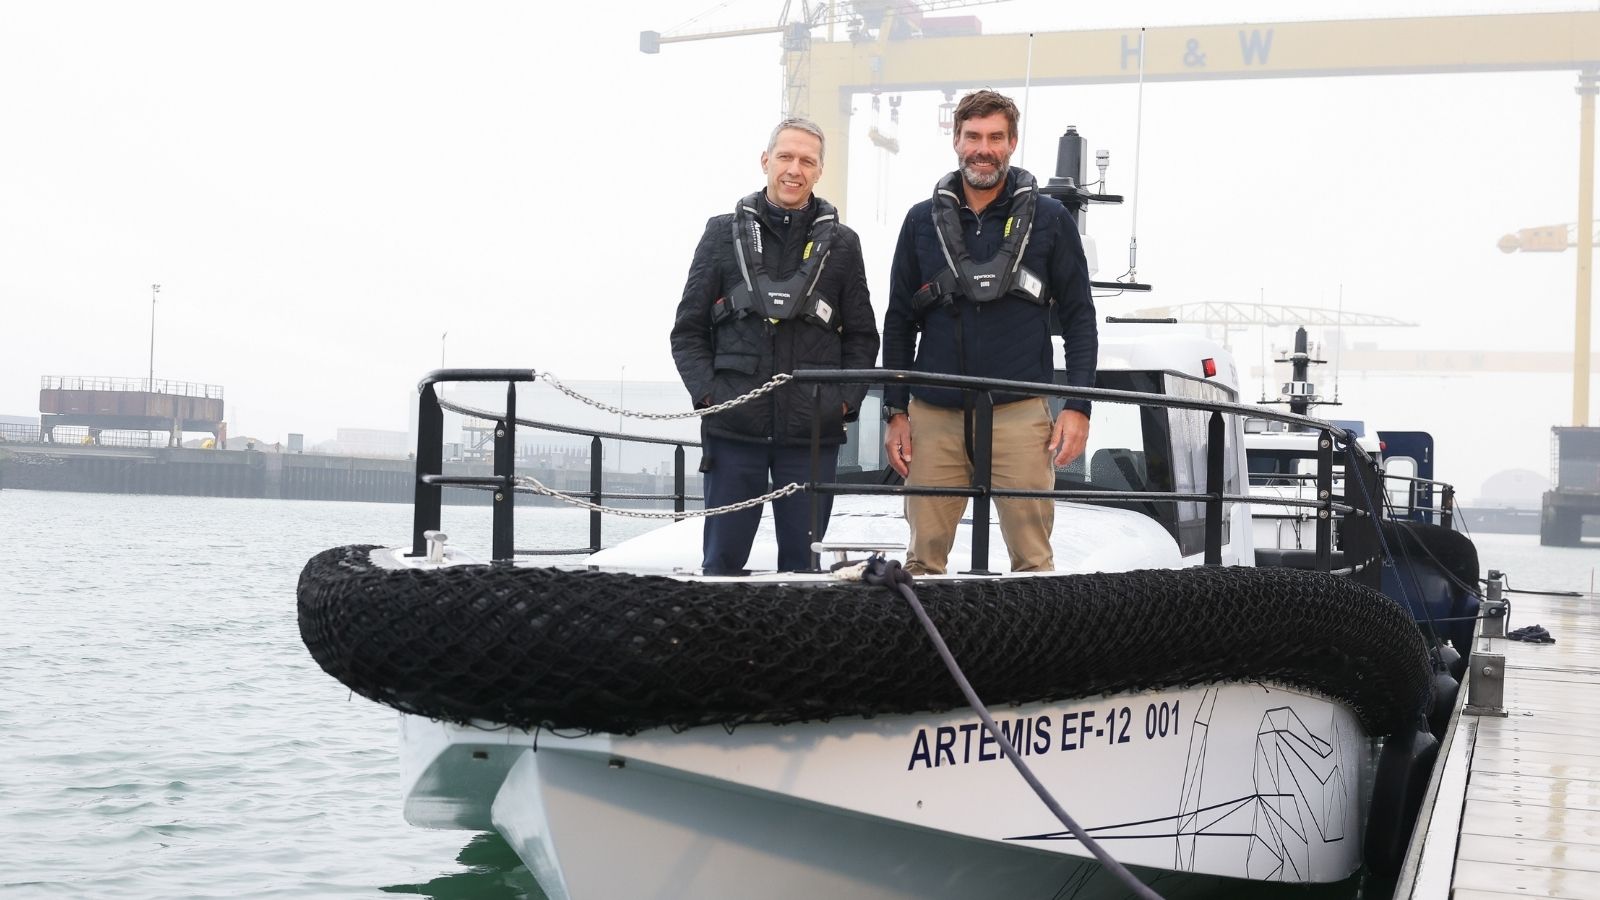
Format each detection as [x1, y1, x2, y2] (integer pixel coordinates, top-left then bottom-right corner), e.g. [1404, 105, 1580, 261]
[1401, 586, 1600, 899]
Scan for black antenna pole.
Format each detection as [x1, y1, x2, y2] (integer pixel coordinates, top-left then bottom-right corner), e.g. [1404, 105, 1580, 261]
[1290, 326, 1311, 418]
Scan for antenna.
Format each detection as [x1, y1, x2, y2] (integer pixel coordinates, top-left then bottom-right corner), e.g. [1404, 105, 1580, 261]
[1258, 287, 1268, 402]
[1019, 32, 1035, 168]
[1126, 28, 1146, 283]
[1333, 285, 1344, 404]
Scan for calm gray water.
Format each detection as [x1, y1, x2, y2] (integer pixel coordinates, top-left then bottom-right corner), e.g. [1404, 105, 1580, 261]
[2, 488, 1595, 898]
[1, 489, 665, 899]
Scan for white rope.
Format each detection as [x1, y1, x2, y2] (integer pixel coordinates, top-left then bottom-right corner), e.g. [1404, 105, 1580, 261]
[830, 560, 870, 581]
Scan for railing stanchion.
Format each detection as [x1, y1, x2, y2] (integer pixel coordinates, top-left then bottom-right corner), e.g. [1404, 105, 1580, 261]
[1427, 464, 1440, 522]
[491, 383, 516, 563]
[966, 391, 995, 575]
[808, 383, 823, 572]
[1315, 429, 1334, 571]
[410, 384, 444, 557]
[674, 444, 686, 521]
[1204, 411, 1225, 565]
[590, 435, 603, 552]
[1441, 484, 1455, 529]
[1345, 450, 1384, 590]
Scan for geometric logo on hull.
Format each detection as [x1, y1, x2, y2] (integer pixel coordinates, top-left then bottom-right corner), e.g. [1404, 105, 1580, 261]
[1008, 689, 1349, 884]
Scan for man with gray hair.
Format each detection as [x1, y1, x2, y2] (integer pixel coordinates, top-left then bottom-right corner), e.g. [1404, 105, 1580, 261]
[671, 118, 879, 575]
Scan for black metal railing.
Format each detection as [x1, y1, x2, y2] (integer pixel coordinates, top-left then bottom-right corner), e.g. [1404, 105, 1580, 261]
[793, 369, 1372, 574]
[411, 370, 700, 562]
[1378, 472, 1456, 529]
[406, 367, 1396, 575]
[1248, 468, 1457, 529]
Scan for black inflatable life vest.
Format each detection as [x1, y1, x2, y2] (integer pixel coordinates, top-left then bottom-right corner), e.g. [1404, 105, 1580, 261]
[914, 169, 1046, 315]
[722, 192, 839, 328]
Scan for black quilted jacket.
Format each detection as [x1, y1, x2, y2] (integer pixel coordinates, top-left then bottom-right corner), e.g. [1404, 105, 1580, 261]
[670, 194, 880, 446]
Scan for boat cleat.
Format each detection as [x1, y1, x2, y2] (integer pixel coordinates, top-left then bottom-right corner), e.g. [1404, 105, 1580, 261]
[811, 540, 906, 568]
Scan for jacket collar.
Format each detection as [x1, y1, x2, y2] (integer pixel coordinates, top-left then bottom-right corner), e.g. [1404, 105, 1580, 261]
[948, 167, 1034, 216]
[741, 190, 816, 230]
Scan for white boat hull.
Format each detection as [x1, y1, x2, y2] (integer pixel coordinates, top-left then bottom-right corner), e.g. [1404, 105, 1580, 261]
[402, 681, 1374, 899]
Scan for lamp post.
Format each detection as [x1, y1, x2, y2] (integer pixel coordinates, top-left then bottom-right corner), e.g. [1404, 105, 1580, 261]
[440, 331, 448, 368]
[618, 364, 627, 472]
[148, 283, 161, 391]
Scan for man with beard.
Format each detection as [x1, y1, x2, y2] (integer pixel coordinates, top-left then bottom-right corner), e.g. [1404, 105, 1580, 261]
[672, 118, 879, 575]
[880, 90, 1096, 575]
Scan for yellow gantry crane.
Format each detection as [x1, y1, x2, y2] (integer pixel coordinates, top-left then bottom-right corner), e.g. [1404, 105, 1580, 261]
[1502, 219, 1599, 431]
[1497, 73, 1597, 426]
[645, 7, 1600, 425]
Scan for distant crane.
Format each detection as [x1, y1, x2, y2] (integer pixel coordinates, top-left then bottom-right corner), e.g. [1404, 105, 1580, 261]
[1126, 301, 1416, 329]
[1498, 222, 1600, 253]
[1124, 302, 1413, 381]
[640, 1, 1011, 119]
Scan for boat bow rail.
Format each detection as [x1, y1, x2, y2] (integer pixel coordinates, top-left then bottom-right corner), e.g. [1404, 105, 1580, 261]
[407, 365, 1386, 576]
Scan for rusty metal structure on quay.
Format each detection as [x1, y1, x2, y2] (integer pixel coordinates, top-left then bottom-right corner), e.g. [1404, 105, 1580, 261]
[38, 376, 225, 448]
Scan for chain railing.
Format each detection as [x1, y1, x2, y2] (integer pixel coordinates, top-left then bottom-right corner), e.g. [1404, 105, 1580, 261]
[537, 371, 792, 420]
[421, 371, 802, 552]
[412, 369, 714, 561]
[516, 474, 798, 518]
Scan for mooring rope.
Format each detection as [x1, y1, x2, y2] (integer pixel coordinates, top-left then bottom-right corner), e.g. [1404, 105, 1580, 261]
[856, 555, 1165, 900]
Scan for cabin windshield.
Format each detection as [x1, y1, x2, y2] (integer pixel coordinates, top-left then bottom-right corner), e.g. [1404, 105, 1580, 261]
[1049, 369, 1239, 555]
[1050, 370, 1159, 495]
[1162, 373, 1241, 555]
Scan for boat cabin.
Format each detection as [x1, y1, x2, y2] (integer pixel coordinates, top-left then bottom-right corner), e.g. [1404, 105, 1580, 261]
[831, 325, 1253, 567]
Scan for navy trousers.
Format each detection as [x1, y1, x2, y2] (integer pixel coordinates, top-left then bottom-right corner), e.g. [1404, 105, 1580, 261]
[701, 434, 837, 575]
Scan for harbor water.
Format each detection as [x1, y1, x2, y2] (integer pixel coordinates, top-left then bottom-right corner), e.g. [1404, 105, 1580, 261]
[3, 488, 1596, 899]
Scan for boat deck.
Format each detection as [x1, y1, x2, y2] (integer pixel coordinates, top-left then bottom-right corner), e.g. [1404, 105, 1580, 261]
[1403, 589, 1600, 899]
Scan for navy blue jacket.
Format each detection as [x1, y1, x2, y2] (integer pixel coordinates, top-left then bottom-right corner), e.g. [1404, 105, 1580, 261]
[882, 168, 1096, 415]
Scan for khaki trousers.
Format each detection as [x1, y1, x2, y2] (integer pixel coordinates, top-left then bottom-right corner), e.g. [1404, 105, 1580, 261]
[904, 396, 1056, 575]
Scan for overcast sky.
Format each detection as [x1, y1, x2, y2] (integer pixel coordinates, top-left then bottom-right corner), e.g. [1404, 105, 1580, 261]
[2, 0, 1595, 497]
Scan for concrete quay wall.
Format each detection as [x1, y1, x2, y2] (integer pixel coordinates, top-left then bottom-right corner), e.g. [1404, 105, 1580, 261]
[0, 444, 692, 507]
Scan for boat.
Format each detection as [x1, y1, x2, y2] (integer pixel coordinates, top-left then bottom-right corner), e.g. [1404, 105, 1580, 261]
[295, 120, 1480, 895]
[1244, 325, 1388, 555]
[296, 318, 1473, 898]
[1245, 326, 1481, 655]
